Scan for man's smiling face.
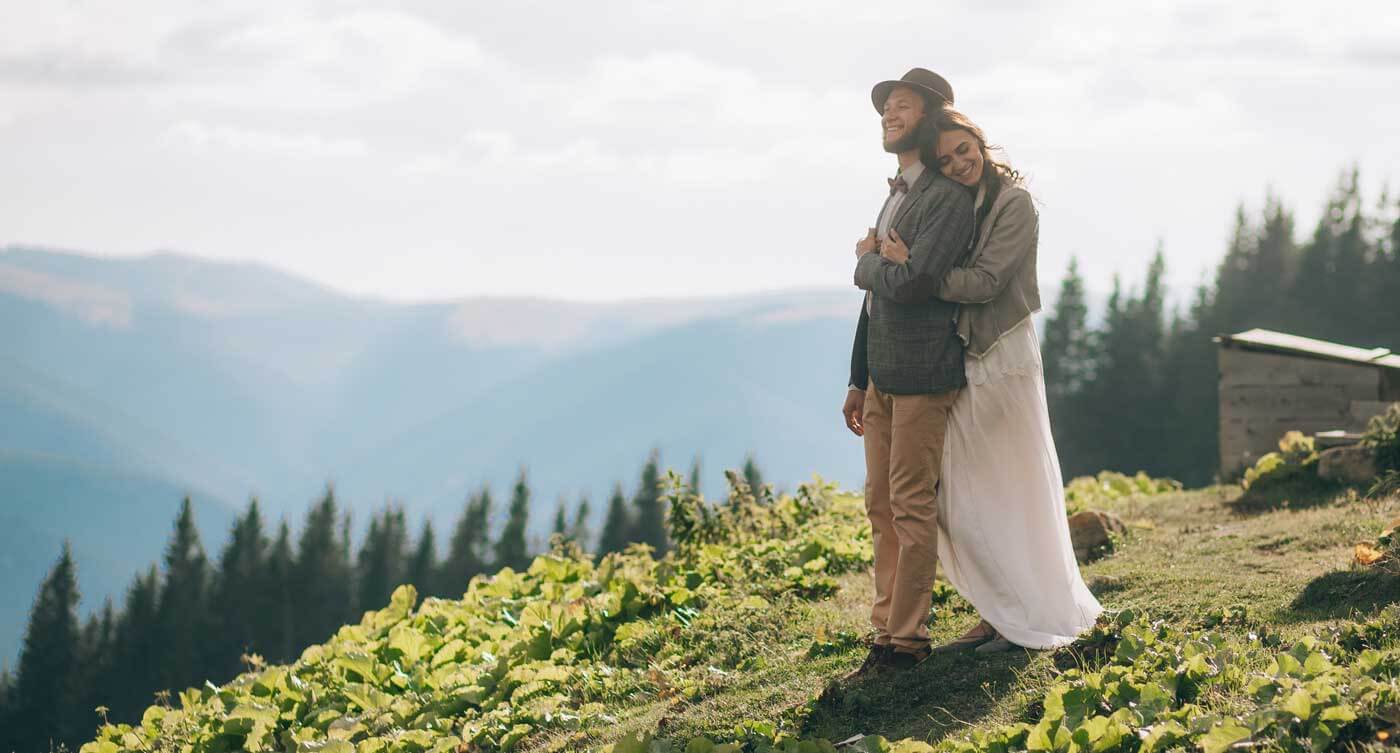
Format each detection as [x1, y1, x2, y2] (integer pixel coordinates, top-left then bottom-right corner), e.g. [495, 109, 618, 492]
[881, 85, 926, 154]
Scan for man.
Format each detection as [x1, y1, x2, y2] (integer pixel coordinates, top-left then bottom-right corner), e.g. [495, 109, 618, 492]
[842, 68, 975, 674]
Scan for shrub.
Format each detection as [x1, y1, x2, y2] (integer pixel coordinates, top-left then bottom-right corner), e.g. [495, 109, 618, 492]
[1063, 471, 1181, 515]
[1362, 403, 1400, 473]
[1242, 431, 1319, 491]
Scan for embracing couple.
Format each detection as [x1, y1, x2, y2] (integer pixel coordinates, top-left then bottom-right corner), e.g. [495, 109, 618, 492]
[842, 68, 1101, 674]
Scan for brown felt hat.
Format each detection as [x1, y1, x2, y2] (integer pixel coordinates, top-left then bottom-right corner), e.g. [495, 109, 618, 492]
[871, 68, 954, 113]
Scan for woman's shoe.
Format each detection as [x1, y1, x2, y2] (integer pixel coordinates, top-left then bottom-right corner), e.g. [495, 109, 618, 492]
[932, 620, 998, 654]
[973, 633, 1015, 653]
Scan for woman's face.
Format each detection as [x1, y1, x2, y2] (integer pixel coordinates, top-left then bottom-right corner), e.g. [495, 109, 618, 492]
[936, 129, 984, 187]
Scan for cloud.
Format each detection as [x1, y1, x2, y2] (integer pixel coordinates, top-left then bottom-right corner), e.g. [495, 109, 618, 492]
[2, 0, 1397, 303]
[163, 121, 369, 158]
[180, 8, 494, 110]
[0, 52, 166, 87]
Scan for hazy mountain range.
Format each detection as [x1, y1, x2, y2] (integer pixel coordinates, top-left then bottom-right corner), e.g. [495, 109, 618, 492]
[0, 244, 883, 664]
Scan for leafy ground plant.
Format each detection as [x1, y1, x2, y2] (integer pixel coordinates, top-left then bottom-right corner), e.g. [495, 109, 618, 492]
[1062, 472, 1180, 516]
[80, 477, 873, 753]
[1363, 403, 1400, 474]
[80, 470, 1400, 753]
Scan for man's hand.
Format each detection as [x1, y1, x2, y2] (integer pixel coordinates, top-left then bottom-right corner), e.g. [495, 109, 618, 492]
[880, 229, 910, 264]
[855, 228, 879, 258]
[842, 389, 865, 436]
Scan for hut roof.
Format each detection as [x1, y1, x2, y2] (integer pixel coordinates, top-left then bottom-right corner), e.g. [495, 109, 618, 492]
[1215, 328, 1400, 370]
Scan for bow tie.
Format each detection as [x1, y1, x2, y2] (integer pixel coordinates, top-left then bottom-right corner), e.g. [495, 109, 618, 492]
[887, 175, 909, 196]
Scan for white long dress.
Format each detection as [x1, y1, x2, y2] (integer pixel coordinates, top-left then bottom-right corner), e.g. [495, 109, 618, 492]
[935, 315, 1102, 649]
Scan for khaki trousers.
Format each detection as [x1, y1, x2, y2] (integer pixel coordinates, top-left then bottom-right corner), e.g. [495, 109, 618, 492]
[862, 382, 958, 651]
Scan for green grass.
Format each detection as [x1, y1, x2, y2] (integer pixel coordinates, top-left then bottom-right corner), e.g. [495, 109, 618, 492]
[558, 484, 1400, 751]
[80, 479, 1400, 753]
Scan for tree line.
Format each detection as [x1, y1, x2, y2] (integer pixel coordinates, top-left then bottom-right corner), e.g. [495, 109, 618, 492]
[1042, 167, 1400, 485]
[0, 452, 767, 753]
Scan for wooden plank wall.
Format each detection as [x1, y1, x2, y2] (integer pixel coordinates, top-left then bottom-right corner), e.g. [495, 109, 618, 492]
[1217, 347, 1380, 476]
[1384, 369, 1400, 402]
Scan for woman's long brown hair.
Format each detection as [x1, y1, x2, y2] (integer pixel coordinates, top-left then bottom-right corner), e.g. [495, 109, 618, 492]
[920, 107, 1022, 231]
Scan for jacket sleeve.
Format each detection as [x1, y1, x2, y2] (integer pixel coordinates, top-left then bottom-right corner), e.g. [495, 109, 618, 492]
[853, 181, 975, 304]
[848, 299, 869, 391]
[938, 190, 1038, 304]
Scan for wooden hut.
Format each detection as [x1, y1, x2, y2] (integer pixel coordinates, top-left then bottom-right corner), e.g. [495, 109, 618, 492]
[1215, 328, 1400, 477]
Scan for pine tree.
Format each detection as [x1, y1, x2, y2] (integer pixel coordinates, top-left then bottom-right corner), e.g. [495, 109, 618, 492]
[495, 470, 532, 572]
[570, 495, 592, 553]
[1068, 252, 1171, 477]
[552, 497, 569, 539]
[406, 520, 437, 594]
[440, 488, 492, 596]
[357, 505, 409, 610]
[1290, 167, 1363, 341]
[1252, 193, 1297, 323]
[688, 456, 703, 497]
[293, 488, 355, 651]
[260, 520, 297, 663]
[74, 597, 116, 740]
[1212, 205, 1258, 332]
[1041, 257, 1093, 424]
[11, 543, 82, 753]
[110, 565, 160, 721]
[1329, 169, 1370, 341]
[0, 668, 14, 752]
[1158, 281, 1221, 486]
[742, 454, 766, 499]
[596, 483, 632, 558]
[629, 451, 669, 556]
[1374, 194, 1400, 344]
[156, 498, 211, 693]
[211, 500, 268, 678]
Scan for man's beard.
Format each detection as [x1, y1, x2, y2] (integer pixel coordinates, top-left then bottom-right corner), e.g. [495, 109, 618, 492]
[883, 123, 922, 155]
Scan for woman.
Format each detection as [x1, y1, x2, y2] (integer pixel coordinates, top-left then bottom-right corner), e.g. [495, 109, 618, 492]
[878, 107, 1101, 652]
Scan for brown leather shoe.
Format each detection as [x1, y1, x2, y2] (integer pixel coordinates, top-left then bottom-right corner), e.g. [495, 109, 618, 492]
[843, 644, 893, 680]
[974, 635, 1015, 654]
[932, 620, 998, 654]
[888, 645, 932, 670]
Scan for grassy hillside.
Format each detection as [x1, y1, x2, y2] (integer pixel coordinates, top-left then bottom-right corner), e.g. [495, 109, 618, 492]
[78, 474, 1400, 753]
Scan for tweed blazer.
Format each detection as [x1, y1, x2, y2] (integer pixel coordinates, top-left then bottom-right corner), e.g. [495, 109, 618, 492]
[851, 168, 975, 395]
[940, 183, 1040, 358]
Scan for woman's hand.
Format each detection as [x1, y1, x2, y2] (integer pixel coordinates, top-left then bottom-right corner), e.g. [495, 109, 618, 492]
[879, 229, 910, 264]
[855, 228, 878, 258]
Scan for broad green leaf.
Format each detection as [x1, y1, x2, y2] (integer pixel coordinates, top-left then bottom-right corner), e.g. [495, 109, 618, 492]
[388, 624, 430, 664]
[1280, 689, 1314, 721]
[1138, 720, 1186, 753]
[1301, 651, 1332, 677]
[388, 584, 418, 617]
[81, 741, 120, 753]
[1319, 704, 1357, 723]
[1273, 653, 1303, 677]
[300, 741, 353, 753]
[607, 733, 651, 753]
[1199, 724, 1250, 753]
[227, 703, 278, 726]
[856, 737, 891, 753]
[1026, 720, 1058, 752]
[334, 651, 376, 681]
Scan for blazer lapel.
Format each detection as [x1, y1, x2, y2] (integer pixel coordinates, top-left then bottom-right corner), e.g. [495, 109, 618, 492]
[890, 169, 935, 235]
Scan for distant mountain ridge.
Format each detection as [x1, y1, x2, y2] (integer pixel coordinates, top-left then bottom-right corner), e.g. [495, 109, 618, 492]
[0, 244, 869, 664]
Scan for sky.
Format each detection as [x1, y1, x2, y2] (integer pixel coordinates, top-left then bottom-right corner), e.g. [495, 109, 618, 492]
[2, 0, 1397, 305]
